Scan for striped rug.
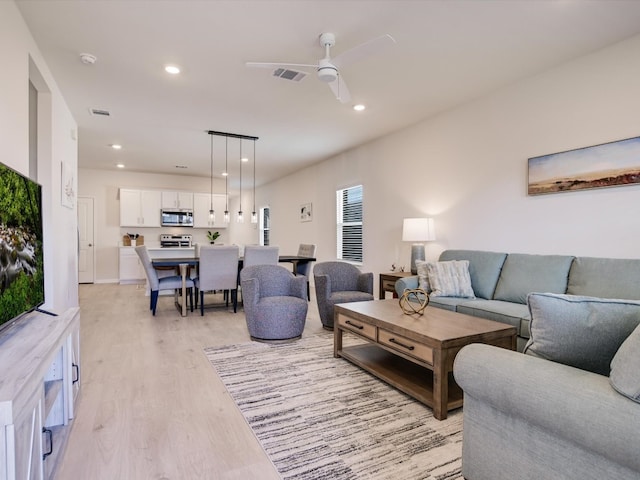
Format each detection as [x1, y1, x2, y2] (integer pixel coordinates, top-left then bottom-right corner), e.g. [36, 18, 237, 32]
[204, 332, 463, 480]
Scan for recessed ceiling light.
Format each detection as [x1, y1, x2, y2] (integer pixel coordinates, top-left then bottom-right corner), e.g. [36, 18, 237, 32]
[165, 65, 180, 75]
[116, 163, 125, 169]
[110, 144, 122, 150]
[241, 157, 249, 163]
[222, 172, 229, 177]
[353, 104, 366, 112]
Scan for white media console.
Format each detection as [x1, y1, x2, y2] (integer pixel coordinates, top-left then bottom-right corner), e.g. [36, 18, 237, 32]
[0, 307, 80, 480]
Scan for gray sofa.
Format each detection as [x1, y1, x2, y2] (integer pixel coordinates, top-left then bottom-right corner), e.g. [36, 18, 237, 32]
[395, 250, 640, 479]
[395, 249, 640, 351]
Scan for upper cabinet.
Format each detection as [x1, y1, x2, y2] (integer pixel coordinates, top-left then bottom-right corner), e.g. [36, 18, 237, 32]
[193, 193, 228, 229]
[161, 191, 193, 210]
[120, 189, 162, 227]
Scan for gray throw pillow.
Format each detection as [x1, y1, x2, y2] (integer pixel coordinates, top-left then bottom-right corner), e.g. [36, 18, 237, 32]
[524, 293, 640, 376]
[610, 323, 640, 403]
[415, 260, 430, 293]
[426, 260, 475, 298]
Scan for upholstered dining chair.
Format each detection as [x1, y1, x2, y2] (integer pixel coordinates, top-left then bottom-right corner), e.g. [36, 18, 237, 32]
[295, 243, 317, 300]
[194, 245, 239, 315]
[242, 245, 279, 267]
[313, 261, 374, 329]
[135, 245, 194, 315]
[240, 264, 308, 342]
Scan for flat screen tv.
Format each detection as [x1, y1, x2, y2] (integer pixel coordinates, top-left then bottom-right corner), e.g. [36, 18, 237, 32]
[0, 161, 45, 333]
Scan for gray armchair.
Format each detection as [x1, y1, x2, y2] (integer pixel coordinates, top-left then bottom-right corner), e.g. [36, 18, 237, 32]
[240, 264, 308, 342]
[313, 261, 374, 329]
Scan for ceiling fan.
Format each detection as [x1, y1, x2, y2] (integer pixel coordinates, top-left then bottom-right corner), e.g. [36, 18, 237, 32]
[246, 32, 396, 104]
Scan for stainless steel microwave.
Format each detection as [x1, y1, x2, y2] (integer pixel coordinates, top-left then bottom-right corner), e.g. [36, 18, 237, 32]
[161, 209, 193, 227]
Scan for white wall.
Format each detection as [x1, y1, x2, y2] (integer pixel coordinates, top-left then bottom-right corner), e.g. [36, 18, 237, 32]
[2, 1, 79, 312]
[259, 33, 640, 291]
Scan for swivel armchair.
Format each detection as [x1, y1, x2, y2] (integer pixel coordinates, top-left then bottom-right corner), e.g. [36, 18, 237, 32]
[240, 264, 308, 342]
[313, 261, 374, 329]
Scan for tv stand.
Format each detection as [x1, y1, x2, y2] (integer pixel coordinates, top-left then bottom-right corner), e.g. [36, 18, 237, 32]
[0, 307, 80, 480]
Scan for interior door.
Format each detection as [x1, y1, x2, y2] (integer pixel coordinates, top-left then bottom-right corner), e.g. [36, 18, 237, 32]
[77, 196, 95, 283]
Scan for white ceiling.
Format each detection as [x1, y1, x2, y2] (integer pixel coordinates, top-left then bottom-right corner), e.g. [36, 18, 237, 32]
[16, 0, 640, 188]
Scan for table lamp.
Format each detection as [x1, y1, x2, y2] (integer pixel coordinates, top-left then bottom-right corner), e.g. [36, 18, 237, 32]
[402, 218, 436, 274]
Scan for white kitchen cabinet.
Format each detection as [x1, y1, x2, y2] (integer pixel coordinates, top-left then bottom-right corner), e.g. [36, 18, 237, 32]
[193, 193, 228, 229]
[119, 189, 161, 227]
[119, 247, 146, 284]
[161, 191, 193, 210]
[0, 308, 81, 480]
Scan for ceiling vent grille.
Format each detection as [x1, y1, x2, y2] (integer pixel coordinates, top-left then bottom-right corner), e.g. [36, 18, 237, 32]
[89, 108, 110, 117]
[273, 68, 307, 82]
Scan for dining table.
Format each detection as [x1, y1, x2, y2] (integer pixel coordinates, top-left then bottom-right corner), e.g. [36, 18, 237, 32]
[151, 255, 316, 316]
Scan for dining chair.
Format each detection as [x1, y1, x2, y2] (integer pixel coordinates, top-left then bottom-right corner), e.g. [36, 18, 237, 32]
[135, 245, 194, 315]
[295, 243, 317, 300]
[194, 245, 240, 315]
[242, 245, 279, 267]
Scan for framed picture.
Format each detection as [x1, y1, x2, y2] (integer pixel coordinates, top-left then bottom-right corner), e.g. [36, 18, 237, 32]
[528, 135, 640, 195]
[300, 203, 312, 222]
[61, 161, 75, 208]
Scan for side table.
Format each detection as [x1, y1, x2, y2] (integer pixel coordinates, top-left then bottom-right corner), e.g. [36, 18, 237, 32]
[379, 271, 414, 299]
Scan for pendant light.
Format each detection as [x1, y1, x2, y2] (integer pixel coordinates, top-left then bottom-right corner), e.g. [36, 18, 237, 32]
[237, 139, 244, 223]
[208, 133, 215, 223]
[224, 136, 230, 223]
[251, 138, 258, 224]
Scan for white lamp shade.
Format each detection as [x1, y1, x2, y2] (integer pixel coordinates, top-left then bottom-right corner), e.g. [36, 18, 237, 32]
[402, 218, 436, 242]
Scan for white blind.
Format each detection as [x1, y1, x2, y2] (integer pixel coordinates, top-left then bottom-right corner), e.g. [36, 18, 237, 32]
[336, 185, 363, 262]
[259, 206, 270, 246]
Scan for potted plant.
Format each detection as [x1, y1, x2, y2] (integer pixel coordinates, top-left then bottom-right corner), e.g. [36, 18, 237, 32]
[207, 231, 220, 244]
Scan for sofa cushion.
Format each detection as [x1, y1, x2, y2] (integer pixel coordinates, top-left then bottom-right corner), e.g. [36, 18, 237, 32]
[456, 299, 529, 334]
[426, 260, 475, 298]
[610, 323, 640, 403]
[439, 250, 507, 300]
[567, 256, 640, 300]
[428, 296, 471, 311]
[524, 293, 640, 376]
[493, 253, 574, 304]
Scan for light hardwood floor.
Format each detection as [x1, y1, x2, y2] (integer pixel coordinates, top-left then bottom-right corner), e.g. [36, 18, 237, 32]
[56, 283, 326, 480]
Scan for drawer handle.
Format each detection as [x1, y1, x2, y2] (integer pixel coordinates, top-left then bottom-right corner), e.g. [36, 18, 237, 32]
[42, 427, 53, 460]
[345, 320, 364, 330]
[389, 337, 415, 351]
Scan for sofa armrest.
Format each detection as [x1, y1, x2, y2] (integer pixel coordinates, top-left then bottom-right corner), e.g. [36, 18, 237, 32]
[453, 344, 640, 473]
[395, 275, 418, 296]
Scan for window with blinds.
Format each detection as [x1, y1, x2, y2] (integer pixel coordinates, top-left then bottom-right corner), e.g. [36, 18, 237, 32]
[259, 206, 270, 246]
[336, 185, 363, 263]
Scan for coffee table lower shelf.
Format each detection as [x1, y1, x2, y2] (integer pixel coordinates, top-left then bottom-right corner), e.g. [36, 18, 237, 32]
[338, 342, 463, 413]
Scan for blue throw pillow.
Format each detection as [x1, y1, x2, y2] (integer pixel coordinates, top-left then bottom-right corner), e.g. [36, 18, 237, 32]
[524, 293, 640, 376]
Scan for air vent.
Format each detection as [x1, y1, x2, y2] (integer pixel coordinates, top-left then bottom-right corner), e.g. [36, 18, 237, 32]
[273, 68, 307, 82]
[175, 165, 188, 169]
[89, 108, 110, 117]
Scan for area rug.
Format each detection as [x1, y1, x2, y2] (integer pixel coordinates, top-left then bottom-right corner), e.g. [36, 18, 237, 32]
[204, 333, 463, 480]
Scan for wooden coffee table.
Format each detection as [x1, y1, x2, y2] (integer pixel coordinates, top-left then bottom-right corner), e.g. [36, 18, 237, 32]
[334, 299, 516, 420]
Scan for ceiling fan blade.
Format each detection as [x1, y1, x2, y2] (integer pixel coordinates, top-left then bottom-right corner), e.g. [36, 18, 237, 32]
[332, 34, 396, 69]
[328, 73, 352, 104]
[246, 61, 316, 70]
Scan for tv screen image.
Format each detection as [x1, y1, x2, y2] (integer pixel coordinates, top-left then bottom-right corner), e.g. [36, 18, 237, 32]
[0, 162, 44, 331]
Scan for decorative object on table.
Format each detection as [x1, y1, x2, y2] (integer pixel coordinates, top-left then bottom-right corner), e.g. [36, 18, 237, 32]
[528, 134, 640, 195]
[123, 233, 142, 246]
[399, 288, 429, 315]
[207, 230, 220, 244]
[402, 217, 436, 274]
[300, 202, 312, 222]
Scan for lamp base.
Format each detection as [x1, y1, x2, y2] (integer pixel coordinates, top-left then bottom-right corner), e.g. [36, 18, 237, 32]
[410, 244, 425, 275]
